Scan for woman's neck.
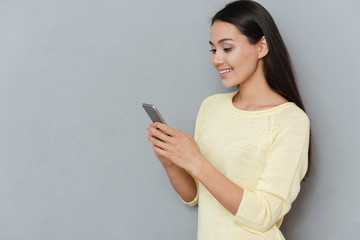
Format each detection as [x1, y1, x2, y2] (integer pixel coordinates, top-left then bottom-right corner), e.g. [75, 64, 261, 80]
[232, 71, 288, 111]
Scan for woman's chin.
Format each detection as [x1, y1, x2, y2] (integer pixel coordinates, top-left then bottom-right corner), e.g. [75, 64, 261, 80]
[221, 79, 237, 88]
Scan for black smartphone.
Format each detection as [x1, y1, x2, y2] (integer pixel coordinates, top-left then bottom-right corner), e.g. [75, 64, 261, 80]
[142, 103, 167, 124]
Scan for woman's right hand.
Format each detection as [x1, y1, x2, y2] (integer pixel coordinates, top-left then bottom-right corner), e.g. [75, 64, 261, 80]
[146, 123, 174, 167]
[146, 123, 198, 203]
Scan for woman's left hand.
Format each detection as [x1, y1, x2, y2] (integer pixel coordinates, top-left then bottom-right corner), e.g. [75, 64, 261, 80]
[146, 122, 203, 172]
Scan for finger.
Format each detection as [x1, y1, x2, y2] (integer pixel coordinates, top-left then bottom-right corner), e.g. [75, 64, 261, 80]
[149, 122, 168, 135]
[153, 122, 177, 137]
[147, 124, 172, 142]
[153, 144, 168, 157]
[147, 134, 168, 150]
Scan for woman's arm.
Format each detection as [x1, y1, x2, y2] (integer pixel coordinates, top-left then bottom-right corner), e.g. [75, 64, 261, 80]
[147, 125, 198, 203]
[192, 155, 244, 215]
[147, 122, 243, 214]
[162, 163, 197, 203]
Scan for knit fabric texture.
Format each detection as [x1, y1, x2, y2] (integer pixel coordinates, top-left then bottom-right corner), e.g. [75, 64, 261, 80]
[182, 90, 310, 240]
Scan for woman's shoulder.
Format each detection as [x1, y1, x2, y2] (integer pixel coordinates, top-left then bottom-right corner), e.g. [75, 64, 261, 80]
[195, 91, 234, 121]
[272, 103, 310, 129]
[200, 91, 234, 108]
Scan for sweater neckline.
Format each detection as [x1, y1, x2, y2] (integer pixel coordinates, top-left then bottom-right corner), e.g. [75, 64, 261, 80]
[227, 90, 296, 115]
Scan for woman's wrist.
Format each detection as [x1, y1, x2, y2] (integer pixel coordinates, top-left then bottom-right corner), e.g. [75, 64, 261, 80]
[188, 154, 208, 178]
[162, 161, 176, 170]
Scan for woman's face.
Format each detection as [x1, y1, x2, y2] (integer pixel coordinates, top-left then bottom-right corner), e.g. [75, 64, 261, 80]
[210, 21, 261, 88]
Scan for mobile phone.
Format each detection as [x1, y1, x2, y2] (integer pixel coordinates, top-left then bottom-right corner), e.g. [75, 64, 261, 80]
[142, 103, 167, 124]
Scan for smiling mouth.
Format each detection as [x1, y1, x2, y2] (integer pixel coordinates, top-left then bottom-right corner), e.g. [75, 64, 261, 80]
[219, 68, 233, 74]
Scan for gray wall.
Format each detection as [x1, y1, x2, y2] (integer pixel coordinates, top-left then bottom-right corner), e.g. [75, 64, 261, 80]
[0, 0, 359, 239]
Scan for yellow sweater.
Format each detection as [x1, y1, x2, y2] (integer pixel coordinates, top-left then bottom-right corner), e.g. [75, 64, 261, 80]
[182, 90, 310, 240]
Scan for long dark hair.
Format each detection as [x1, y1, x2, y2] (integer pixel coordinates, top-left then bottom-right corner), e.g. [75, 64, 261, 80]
[212, 0, 312, 179]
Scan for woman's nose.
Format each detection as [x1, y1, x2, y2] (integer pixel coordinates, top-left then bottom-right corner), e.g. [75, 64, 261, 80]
[212, 52, 225, 66]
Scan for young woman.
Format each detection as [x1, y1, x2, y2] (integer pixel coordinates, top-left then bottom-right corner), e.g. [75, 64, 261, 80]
[146, 0, 311, 239]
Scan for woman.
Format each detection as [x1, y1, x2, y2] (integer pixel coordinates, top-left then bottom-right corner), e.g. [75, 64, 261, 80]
[146, 0, 311, 239]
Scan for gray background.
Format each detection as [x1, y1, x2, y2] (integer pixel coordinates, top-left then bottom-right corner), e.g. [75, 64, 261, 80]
[0, 0, 359, 239]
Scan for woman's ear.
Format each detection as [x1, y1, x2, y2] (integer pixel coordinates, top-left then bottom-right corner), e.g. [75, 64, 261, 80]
[258, 36, 269, 59]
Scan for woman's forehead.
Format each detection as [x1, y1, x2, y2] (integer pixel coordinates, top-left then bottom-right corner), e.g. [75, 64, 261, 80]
[210, 21, 244, 44]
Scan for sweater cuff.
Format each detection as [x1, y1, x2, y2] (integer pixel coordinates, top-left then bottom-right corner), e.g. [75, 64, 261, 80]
[235, 189, 258, 221]
[180, 193, 198, 206]
[234, 188, 284, 232]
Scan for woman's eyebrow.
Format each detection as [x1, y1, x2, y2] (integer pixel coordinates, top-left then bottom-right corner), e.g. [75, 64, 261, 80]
[209, 38, 234, 45]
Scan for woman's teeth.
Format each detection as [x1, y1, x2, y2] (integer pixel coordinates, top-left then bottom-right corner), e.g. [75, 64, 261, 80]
[219, 69, 233, 74]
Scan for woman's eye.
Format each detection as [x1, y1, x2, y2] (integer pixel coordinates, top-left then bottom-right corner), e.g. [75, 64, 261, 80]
[223, 47, 232, 53]
[209, 49, 216, 53]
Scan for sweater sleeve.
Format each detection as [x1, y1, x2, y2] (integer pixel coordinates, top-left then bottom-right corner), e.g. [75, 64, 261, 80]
[233, 114, 310, 232]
